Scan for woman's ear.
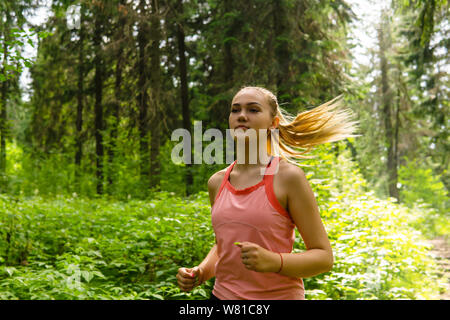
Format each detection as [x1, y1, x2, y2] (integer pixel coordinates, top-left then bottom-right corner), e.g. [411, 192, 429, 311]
[271, 116, 280, 129]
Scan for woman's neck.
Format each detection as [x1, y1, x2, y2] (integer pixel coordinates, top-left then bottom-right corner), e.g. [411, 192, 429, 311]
[234, 147, 272, 172]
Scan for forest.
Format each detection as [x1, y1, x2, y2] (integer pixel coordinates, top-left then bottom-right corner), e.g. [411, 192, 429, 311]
[0, 0, 448, 300]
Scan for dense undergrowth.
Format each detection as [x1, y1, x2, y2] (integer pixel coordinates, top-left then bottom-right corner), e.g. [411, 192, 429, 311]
[0, 144, 447, 299]
[0, 188, 446, 300]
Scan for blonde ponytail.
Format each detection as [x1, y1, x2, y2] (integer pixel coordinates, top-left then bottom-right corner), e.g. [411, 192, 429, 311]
[237, 86, 361, 166]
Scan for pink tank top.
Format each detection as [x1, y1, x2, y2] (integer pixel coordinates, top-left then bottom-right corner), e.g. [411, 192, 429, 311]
[211, 156, 305, 300]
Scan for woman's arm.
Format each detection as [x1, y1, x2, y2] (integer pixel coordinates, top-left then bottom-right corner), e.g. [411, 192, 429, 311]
[177, 171, 224, 291]
[197, 170, 226, 282]
[197, 242, 219, 283]
[278, 165, 333, 278]
[236, 165, 333, 278]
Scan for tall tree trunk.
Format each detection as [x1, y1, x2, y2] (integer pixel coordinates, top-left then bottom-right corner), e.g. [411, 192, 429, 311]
[0, 22, 10, 192]
[149, 0, 162, 191]
[137, 0, 150, 190]
[219, 0, 238, 164]
[272, 0, 290, 101]
[0, 78, 6, 182]
[176, 0, 193, 196]
[394, 81, 401, 203]
[75, 5, 85, 192]
[377, 16, 399, 201]
[93, 9, 104, 195]
[108, 0, 127, 191]
[223, 0, 234, 88]
[0, 77, 7, 193]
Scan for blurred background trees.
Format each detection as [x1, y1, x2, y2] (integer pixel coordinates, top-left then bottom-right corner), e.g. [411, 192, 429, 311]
[0, 0, 447, 218]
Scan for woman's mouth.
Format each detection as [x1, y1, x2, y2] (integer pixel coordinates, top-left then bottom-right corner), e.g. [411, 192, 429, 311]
[235, 126, 249, 130]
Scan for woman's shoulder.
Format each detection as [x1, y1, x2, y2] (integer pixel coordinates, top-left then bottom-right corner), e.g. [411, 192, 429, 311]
[208, 168, 227, 189]
[207, 167, 228, 206]
[277, 157, 306, 183]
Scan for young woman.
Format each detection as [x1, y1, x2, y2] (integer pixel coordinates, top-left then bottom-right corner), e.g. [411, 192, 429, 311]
[176, 86, 360, 300]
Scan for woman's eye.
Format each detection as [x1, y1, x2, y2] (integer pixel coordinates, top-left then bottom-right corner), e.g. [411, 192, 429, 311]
[230, 108, 258, 113]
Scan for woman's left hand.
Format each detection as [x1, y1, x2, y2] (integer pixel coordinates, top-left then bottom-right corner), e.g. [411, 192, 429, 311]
[235, 242, 280, 273]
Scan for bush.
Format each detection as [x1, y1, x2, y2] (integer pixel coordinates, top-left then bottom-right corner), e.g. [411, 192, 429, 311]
[0, 188, 444, 300]
[0, 141, 445, 299]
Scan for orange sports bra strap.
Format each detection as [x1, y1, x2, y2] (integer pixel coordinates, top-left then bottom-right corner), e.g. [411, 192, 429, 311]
[215, 160, 236, 203]
[263, 156, 293, 222]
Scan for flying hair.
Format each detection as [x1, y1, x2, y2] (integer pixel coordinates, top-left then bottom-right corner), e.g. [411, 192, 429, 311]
[235, 86, 362, 167]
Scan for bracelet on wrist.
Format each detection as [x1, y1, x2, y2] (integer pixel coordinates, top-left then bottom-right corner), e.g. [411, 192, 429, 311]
[276, 253, 283, 273]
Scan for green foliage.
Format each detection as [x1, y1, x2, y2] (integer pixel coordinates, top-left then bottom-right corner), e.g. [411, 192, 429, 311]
[299, 145, 445, 299]
[0, 0, 447, 301]
[398, 157, 448, 214]
[5, 138, 222, 199]
[304, 192, 443, 299]
[0, 191, 215, 300]
[0, 148, 445, 300]
[0, 28, 50, 82]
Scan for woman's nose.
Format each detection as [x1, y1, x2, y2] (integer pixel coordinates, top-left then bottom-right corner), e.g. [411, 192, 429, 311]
[237, 111, 248, 120]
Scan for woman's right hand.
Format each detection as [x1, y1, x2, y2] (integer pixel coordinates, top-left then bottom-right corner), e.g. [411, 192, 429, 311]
[176, 266, 204, 292]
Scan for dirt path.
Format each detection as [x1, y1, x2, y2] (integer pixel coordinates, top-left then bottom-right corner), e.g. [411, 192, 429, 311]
[428, 236, 450, 300]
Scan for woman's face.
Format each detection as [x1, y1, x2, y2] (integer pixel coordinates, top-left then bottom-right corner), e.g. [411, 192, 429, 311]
[229, 89, 278, 135]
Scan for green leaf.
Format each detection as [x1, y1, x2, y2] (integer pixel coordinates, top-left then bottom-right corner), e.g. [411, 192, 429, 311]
[223, 36, 238, 45]
[150, 293, 164, 300]
[81, 271, 93, 283]
[5, 267, 16, 277]
[92, 271, 106, 279]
